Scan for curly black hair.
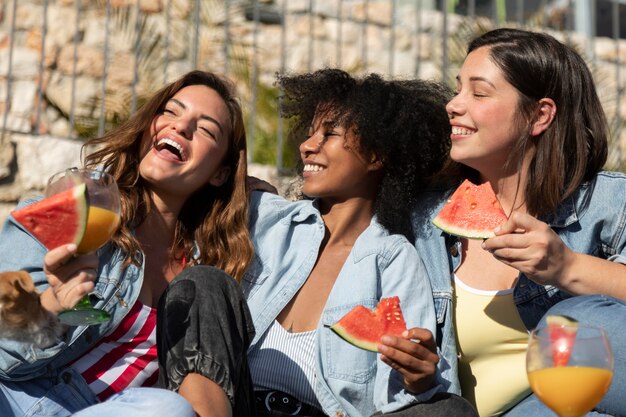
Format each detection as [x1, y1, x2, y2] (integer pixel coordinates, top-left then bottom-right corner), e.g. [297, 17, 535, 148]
[278, 68, 452, 241]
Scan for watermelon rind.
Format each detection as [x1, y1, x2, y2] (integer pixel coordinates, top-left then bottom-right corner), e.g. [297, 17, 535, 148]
[11, 183, 88, 250]
[432, 217, 497, 239]
[329, 297, 407, 353]
[330, 322, 380, 352]
[546, 314, 578, 328]
[432, 179, 508, 239]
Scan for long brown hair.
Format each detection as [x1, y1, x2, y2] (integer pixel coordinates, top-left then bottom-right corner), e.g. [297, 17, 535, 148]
[82, 71, 253, 282]
[442, 28, 608, 217]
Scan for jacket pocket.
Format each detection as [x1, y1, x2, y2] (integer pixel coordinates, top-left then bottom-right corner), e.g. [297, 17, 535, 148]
[241, 254, 271, 298]
[321, 300, 378, 384]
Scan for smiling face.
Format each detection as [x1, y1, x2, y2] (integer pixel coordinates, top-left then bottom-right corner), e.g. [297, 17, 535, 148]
[299, 113, 382, 203]
[139, 84, 231, 201]
[446, 46, 526, 176]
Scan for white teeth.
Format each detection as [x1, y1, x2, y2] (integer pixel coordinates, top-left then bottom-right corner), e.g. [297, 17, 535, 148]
[157, 138, 186, 160]
[452, 126, 474, 135]
[303, 163, 325, 172]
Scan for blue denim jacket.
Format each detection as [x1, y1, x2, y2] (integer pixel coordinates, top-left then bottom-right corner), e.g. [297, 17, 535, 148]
[244, 191, 444, 417]
[0, 197, 144, 381]
[411, 171, 626, 395]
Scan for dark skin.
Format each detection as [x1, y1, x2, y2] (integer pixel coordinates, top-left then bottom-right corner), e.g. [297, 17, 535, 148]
[275, 118, 439, 395]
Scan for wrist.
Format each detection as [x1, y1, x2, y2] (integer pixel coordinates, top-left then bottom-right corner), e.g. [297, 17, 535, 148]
[40, 287, 64, 315]
[556, 250, 582, 293]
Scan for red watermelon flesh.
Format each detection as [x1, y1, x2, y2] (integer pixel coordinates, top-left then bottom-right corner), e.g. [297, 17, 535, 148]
[11, 183, 88, 250]
[330, 296, 407, 352]
[432, 179, 508, 239]
[546, 314, 578, 367]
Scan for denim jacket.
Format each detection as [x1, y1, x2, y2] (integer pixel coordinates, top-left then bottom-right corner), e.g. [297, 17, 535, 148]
[0, 197, 144, 381]
[411, 171, 626, 395]
[243, 191, 444, 417]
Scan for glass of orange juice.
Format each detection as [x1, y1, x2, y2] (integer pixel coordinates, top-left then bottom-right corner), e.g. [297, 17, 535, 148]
[45, 167, 121, 326]
[526, 322, 613, 417]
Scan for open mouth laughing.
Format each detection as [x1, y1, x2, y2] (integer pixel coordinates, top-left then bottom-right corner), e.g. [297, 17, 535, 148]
[154, 137, 187, 161]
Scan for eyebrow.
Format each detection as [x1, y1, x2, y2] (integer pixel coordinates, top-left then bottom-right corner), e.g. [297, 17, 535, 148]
[456, 75, 497, 89]
[169, 98, 224, 134]
[308, 118, 337, 132]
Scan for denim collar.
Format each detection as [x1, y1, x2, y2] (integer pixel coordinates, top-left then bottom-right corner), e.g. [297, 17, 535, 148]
[540, 178, 596, 228]
[541, 196, 578, 228]
[280, 198, 319, 224]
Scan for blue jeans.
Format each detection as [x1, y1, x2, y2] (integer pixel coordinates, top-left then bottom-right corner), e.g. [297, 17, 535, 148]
[503, 295, 626, 417]
[72, 388, 194, 417]
[0, 368, 194, 417]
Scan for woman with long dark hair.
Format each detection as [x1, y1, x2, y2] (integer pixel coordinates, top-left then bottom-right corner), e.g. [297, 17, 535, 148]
[413, 28, 626, 416]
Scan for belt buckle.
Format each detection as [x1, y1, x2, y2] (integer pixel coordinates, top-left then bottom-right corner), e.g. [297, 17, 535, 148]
[264, 390, 302, 415]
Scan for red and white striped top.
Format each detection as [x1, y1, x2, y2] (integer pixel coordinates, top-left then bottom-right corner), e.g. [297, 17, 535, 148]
[70, 300, 159, 400]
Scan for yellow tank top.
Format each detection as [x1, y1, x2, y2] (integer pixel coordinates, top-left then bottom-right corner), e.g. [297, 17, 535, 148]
[453, 275, 531, 416]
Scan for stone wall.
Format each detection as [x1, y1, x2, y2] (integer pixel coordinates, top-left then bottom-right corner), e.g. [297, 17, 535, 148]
[1, 0, 626, 225]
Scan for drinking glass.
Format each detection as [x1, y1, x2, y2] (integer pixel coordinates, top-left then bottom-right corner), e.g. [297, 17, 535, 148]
[526, 322, 614, 417]
[45, 167, 121, 326]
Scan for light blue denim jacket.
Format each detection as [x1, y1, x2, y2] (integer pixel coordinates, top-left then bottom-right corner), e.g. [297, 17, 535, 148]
[411, 171, 626, 395]
[0, 197, 144, 381]
[243, 191, 445, 417]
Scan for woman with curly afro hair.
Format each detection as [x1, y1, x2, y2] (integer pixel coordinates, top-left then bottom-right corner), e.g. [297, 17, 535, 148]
[243, 69, 477, 417]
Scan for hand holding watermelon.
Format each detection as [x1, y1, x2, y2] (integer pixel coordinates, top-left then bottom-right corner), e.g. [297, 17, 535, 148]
[330, 297, 439, 394]
[11, 168, 121, 326]
[330, 297, 407, 352]
[378, 327, 439, 395]
[481, 211, 577, 288]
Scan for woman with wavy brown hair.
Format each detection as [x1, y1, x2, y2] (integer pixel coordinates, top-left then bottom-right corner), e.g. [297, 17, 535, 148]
[85, 70, 252, 279]
[0, 70, 255, 417]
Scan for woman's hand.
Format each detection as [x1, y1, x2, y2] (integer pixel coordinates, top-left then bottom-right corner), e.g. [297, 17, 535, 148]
[40, 244, 99, 314]
[378, 327, 439, 394]
[482, 211, 575, 288]
[247, 176, 278, 194]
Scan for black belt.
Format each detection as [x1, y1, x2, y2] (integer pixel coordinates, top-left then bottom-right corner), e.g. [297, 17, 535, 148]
[255, 390, 327, 417]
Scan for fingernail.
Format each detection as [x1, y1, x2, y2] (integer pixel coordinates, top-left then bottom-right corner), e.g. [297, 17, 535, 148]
[67, 244, 77, 252]
[380, 335, 392, 344]
[494, 226, 501, 233]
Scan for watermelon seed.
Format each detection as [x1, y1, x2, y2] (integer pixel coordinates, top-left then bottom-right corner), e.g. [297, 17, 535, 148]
[470, 203, 477, 209]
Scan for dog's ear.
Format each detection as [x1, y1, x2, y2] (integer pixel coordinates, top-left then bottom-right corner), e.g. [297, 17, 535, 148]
[0, 271, 19, 301]
[0, 271, 36, 300]
[14, 271, 36, 293]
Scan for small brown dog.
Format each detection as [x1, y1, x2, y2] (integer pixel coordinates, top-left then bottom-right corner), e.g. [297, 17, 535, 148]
[0, 270, 62, 348]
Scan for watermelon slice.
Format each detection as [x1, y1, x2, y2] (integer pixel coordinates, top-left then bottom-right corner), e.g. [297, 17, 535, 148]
[11, 183, 88, 250]
[546, 314, 578, 367]
[432, 179, 508, 239]
[330, 296, 407, 352]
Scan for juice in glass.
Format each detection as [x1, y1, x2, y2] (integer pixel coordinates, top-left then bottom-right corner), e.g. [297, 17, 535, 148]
[77, 206, 121, 254]
[528, 366, 613, 417]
